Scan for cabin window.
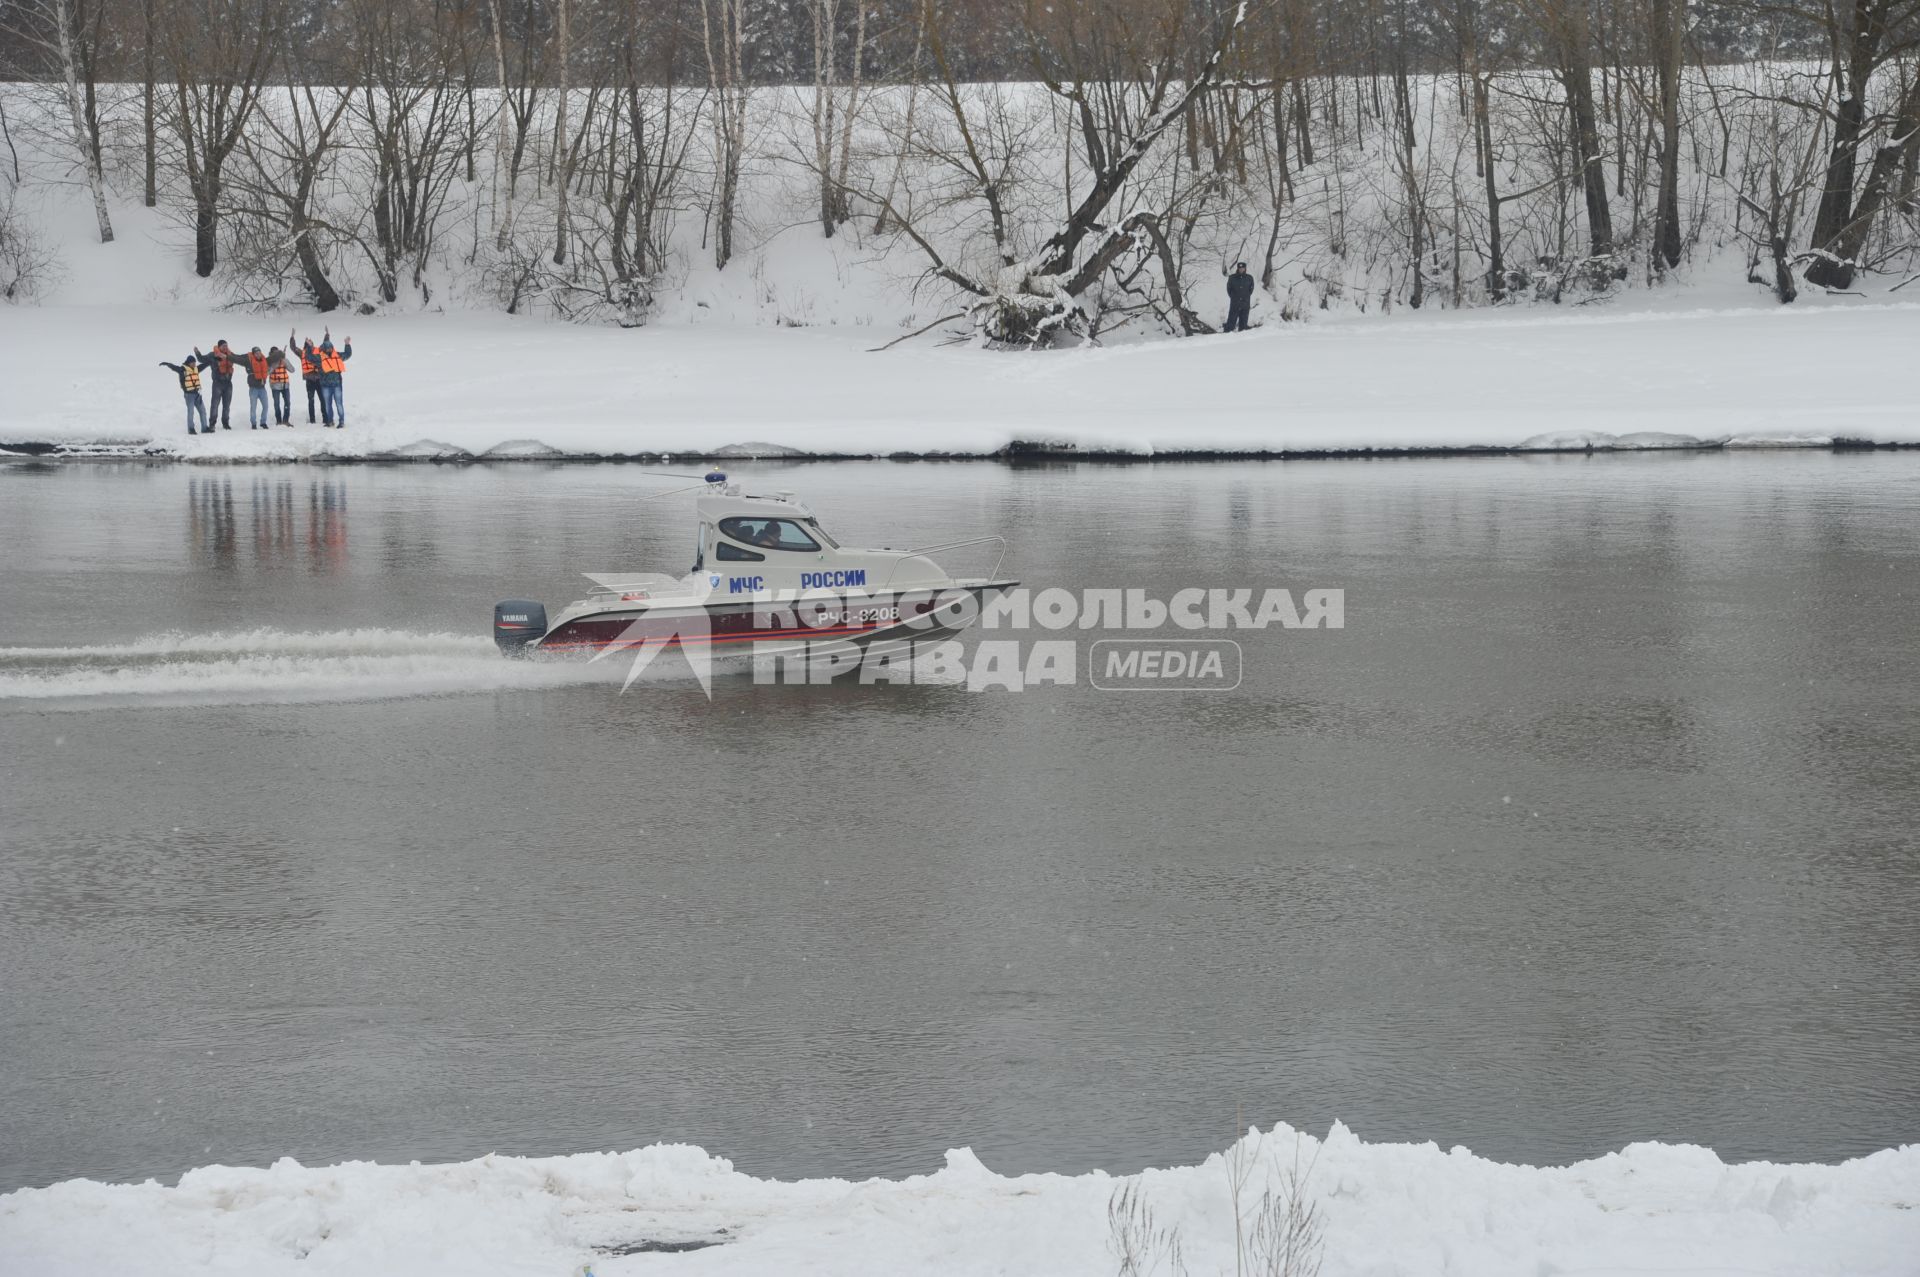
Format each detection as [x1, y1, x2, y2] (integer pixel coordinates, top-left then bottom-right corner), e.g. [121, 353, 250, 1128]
[719, 516, 820, 552]
[716, 542, 765, 562]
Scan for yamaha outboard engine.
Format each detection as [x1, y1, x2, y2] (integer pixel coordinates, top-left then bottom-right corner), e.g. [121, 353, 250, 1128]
[493, 600, 548, 655]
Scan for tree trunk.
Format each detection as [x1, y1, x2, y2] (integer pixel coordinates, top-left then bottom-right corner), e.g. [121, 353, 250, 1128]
[831, 0, 866, 229]
[292, 206, 341, 311]
[701, 0, 746, 269]
[1392, 58, 1423, 308]
[1817, 75, 1920, 288]
[1805, 93, 1866, 287]
[487, 0, 516, 249]
[1651, 0, 1684, 270]
[194, 195, 218, 276]
[552, 0, 571, 265]
[55, 0, 113, 243]
[142, 0, 156, 207]
[871, 0, 924, 234]
[1293, 80, 1313, 168]
[1561, 39, 1612, 253]
[1477, 76, 1503, 299]
[811, 0, 838, 235]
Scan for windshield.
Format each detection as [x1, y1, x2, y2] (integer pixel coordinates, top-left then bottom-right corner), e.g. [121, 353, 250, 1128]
[719, 516, 820, 552]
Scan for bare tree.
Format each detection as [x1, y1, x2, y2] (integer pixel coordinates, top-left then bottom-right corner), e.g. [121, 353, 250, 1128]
[699, 0, 753, 268]
[234, 81, 354, 310]
[551, 0, 569, 264]
[349, 0, 474, 302]
[158, 0, 277, 276]
[606, 0, 696, 288]
[1531, 0, 1613, 253]
[1, 0, 114, 240]
[806, 0, 869, 235]
[1648, 0, 1684, 269]
[141, 0, 156, 206]
[1798, 0, 1920, 286]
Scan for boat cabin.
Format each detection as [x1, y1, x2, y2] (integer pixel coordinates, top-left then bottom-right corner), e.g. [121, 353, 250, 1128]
[689, 486, 946, 599]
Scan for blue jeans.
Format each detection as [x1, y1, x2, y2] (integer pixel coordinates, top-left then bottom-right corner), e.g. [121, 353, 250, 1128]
[209, 378, 233, 427]
[184, 390, 207, 434]
[272, 385, 290, 423]
[321, 383, 345, 427]
[248, 384, 269, 427]
[306, 381, 329, 424]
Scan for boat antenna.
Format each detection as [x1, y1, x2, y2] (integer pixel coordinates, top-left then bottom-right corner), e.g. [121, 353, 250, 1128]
[635, 482, 710, 502]
[629, 469, 730, 501]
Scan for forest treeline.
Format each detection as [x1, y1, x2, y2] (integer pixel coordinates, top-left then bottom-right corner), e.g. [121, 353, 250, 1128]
[1, 0, 1916, 342]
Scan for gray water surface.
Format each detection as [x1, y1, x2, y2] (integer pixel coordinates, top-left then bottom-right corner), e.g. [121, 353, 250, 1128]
[2, 454, 1918, 1191]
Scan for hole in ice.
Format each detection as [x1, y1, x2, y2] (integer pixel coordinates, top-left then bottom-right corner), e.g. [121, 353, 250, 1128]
[593, 1235, 728, 1256]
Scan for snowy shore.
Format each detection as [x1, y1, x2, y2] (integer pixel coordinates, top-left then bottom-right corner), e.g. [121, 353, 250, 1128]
[4, 298, 1918, 463]
[3, 1124, 1917, 1275]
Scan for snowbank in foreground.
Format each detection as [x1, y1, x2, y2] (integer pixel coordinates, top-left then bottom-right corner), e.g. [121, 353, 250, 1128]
[4, 299, 1918, 461]
[3, 1125, 1916, 1276]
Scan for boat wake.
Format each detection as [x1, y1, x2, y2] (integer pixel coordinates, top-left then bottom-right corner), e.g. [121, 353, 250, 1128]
[0, 628, 620, 709]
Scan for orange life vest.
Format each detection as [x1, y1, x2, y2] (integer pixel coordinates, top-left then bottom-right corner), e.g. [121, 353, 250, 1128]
[269, 361, 290, 385]
[212, 349, 234, 375]
[319, 350, 344, 376]
[182, 364, 201, 392]
[299, 350, 318, 376]
[246, 352, 270, 381]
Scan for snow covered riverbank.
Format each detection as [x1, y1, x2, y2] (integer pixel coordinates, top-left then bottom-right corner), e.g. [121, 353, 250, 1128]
[4, 297, 1918, 462]
[3, 1124, 1916, 1275]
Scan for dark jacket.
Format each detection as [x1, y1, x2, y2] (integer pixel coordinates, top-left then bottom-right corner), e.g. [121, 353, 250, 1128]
[203, 345, 237, 381]
[1226, 271, 1255, 304]
[159, 358, 204, 393]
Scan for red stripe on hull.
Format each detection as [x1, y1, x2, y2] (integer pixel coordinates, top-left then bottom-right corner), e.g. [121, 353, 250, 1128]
[531, 585, 1011, 657]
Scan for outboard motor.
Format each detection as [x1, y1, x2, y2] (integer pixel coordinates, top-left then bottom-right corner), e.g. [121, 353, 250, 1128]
[493, 600, 548, 655]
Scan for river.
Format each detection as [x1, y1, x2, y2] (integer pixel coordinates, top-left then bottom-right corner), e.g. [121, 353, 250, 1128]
[2, 453, 1917, 1190]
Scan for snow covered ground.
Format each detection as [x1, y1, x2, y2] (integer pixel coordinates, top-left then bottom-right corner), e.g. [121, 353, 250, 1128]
[4, 92, 1916, 463]
[5, 293, 1919, 461]
[3, 1124, 1916, 1275]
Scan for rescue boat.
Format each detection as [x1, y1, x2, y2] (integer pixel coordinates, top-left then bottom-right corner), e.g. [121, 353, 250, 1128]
[492, 474, 1016, 661]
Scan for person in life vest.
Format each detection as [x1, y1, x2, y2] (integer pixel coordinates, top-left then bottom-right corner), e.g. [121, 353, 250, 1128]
[158, 353, 209, 435]
[266, 346, 293, 425]
[241, 345, 273, 429]
[202, 339, 237, 430]
[312, 332, 351, 428]
[291, 328, 328, 426]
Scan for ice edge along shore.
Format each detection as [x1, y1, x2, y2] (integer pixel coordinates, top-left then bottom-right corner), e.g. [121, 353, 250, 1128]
[6, 431, 1915, 465]
[5, 1123, 1919, 1277]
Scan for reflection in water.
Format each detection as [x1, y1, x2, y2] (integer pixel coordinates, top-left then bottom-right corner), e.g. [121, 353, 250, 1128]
[187, 474, 237, 569]
[306, 479, 348, 575]
[250, 477, 296, 564]
[188, 475, 349, 574]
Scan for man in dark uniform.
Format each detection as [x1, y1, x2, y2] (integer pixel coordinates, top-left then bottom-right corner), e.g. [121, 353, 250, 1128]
[203, 338, 238, 429]
[1224, 261, 1254, 332]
